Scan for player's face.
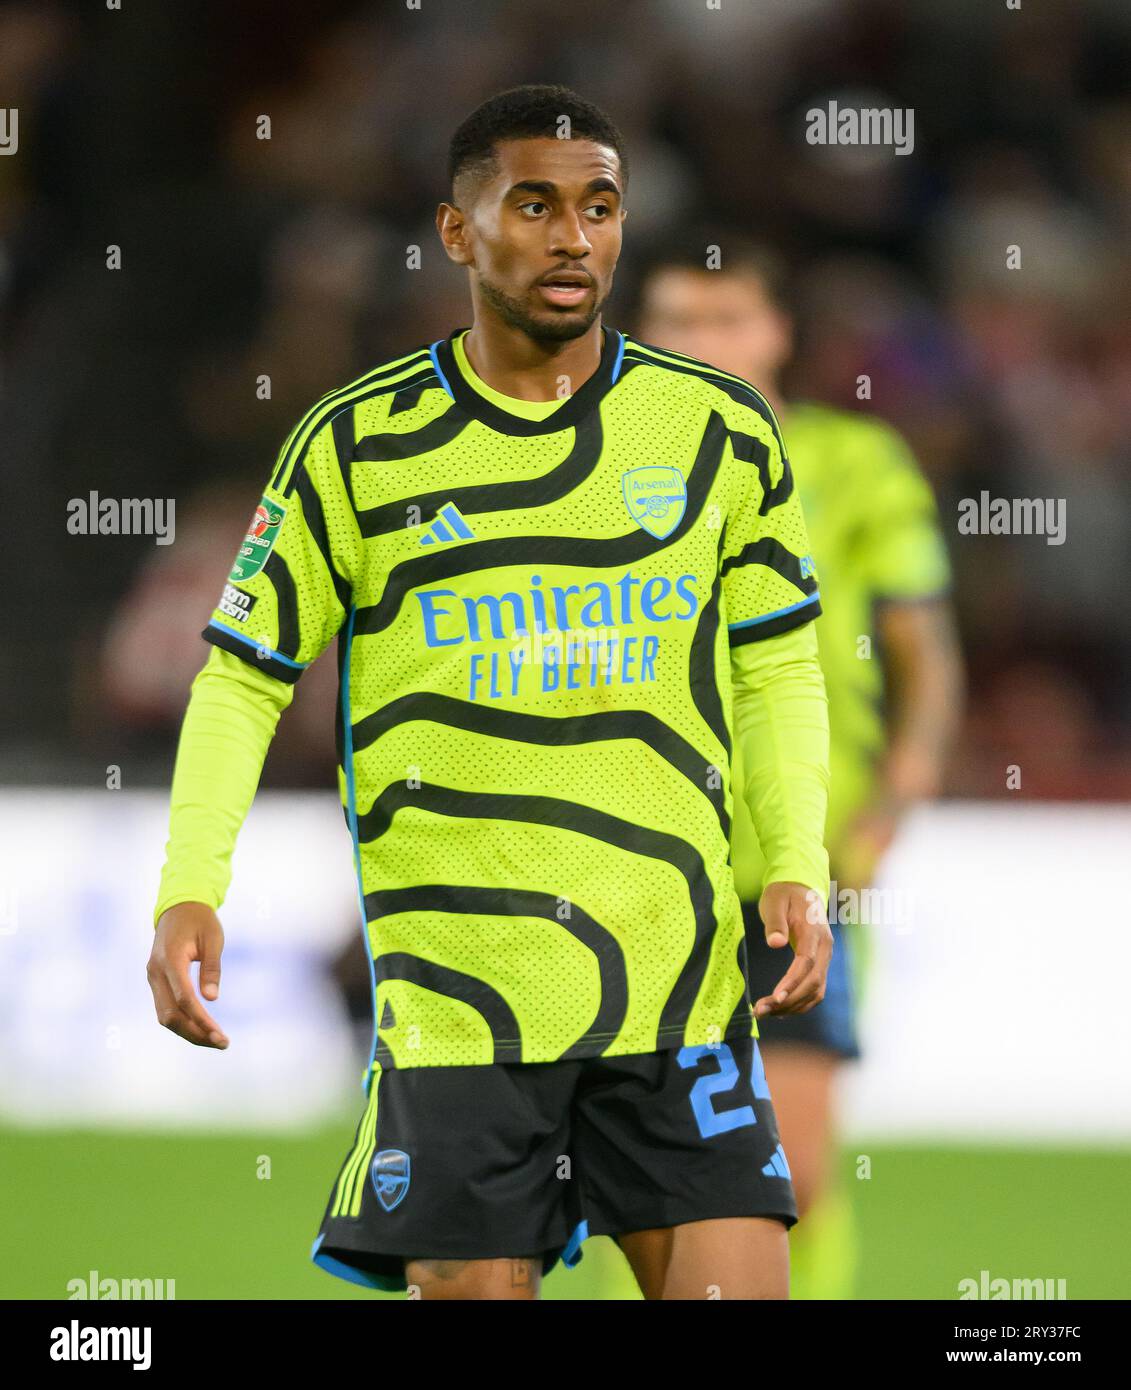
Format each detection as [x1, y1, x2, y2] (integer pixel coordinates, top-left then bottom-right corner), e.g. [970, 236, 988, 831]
[638, 269, 792, 382]
[457, 137, 625, 343]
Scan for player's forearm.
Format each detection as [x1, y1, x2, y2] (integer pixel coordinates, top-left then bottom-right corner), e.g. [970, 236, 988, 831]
[730, 622, 830, 902]
[879, 599, 964, 804]
[153, 645, 293, 926]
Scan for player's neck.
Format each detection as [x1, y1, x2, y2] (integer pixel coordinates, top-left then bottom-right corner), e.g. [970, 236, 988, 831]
[461, 317, 604, 403]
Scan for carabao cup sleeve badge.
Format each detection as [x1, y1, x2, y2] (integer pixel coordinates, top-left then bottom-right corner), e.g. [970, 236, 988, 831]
[621, 466, 687, 539]
[229, 496, 287, 583]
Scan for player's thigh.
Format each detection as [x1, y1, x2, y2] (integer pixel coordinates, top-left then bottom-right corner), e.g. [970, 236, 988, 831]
[615, 1227, 670, 1300]
[405, 1255, 542, 1300]
[620, 1217, 788, 1301]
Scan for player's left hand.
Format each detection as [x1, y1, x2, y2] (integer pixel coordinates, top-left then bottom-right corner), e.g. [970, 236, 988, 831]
[753, 881, 833, 1018]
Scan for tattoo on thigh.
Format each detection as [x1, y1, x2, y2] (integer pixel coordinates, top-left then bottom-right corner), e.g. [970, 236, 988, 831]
[410, 1256, 539, 1289]
[412, 1258, 469, 1282]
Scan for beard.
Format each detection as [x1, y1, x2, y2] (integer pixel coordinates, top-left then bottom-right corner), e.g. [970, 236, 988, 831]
[476, 272, 608, 344]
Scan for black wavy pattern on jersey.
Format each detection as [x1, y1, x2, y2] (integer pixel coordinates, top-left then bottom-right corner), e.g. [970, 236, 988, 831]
[620, 341, 788, 459]
[388, 380, 432, 416]
[688, 564, 730, 766]
[355, 781, 720, 1048]
[330, 409, 356, 508]
[353, 400, 471, 463]
[325, 365, 442, 509]
[271, 352, 434, 494]
[291, 465, 351, 613]
[351, 408, 731, 638]
[350, 689, 729, 838]
[730, 931, 753, 1032]
[726, 428, 795, 514]
[262, 549, 300, 658]
[352, 410, 603, 539]
[720, 536, 819, 594]
[364, 883, 628, 1061]
[372, 953, 520, 1064]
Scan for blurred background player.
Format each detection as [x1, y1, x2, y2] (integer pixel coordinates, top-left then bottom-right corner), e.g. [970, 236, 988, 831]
[636, 234, 965, 1298]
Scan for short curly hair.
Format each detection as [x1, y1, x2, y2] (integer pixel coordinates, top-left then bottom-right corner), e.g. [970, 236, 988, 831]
[448, 84, 628, 198]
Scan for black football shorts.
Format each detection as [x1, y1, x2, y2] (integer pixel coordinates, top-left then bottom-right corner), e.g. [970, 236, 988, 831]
[311, 1032, 797, 1291]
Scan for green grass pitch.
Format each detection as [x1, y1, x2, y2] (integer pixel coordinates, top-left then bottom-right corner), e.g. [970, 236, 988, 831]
[3, 1124, 1126, 1299]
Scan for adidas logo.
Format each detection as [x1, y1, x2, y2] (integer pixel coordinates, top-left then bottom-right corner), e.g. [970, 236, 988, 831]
[761, 1143, 792, 1180]
[419, 501, 475, 546]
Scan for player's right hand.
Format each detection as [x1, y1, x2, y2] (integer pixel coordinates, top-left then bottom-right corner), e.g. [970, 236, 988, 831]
[148, 902, 230, 1048]
[754, 880, 833, 1018]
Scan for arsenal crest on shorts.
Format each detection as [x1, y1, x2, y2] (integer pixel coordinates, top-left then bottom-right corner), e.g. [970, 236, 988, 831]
[370, 1149, 411, 1212]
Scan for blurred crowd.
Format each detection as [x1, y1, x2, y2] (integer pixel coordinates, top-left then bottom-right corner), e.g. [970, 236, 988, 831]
[1, 0, 1129, 795]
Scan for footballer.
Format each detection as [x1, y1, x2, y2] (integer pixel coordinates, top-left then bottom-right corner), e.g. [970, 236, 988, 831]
[148, 86, 833, 1301]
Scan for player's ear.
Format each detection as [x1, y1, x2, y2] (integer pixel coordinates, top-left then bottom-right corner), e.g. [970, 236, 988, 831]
[436, 203, 473, 267]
